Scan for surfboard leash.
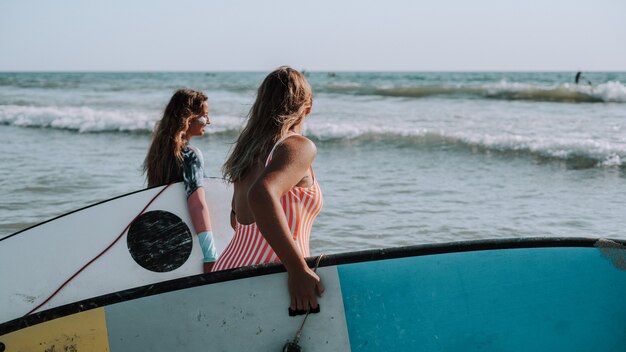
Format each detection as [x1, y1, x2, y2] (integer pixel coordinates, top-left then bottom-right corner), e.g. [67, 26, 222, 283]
[283, 253, 325, 352]
[24, 182, 175, 317]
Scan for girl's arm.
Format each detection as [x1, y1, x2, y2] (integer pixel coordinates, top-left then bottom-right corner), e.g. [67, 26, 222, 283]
[188, 188, 215, 273]
[187, 188, 211, 232]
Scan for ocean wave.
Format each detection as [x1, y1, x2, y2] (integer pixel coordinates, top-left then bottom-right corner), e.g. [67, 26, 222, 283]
[320, 81, 626, 103]
[3, 73, 625, 103]
[0, 105, 243, 134]
[0, 76, 81, 89]
[306, 124, 626, 168]
[2, 105, 624, 168]
[0, 73, 262, 92]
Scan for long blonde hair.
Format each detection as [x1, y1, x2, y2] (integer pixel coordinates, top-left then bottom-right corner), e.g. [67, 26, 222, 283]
[223, 66, 312, 182]
[144, 89, 208, 187]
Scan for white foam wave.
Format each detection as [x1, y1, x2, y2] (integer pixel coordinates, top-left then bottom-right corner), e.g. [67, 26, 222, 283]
[322, 80, 626, 103]
[3, 104, 624, 167]
[453, 131, 626, 164]
[305, 123, 626, 167]
[483, 80, 626, 103]
[601, 153, 623, 167]
[589, 81, 626, 102]
[0, 105, 243, 134]
[0, 105, 154, 132]
[307, 122, 428, 140]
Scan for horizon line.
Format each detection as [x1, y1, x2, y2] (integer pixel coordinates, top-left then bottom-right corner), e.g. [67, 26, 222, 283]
[1, 69, 625, 73]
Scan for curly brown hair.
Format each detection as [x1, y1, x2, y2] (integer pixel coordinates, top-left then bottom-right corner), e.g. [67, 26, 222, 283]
[144, 89, 208, 187]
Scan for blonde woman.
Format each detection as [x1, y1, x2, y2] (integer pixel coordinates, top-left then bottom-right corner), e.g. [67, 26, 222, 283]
[214, 67, 325, 313]
[144, 89, 217, 273]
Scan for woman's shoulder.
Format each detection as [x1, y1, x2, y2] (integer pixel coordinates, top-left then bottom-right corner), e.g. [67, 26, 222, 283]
[184, 142, 198, 153]
[182, 143, 204, 169]
[183, 143, 203, 158]
[274, 135, 316, 162]
[281, 134, 316, 153]
[264, 134, 316, 168]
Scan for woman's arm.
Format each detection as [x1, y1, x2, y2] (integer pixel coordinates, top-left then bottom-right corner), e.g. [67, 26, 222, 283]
[247, 135, 324, 311]
[188, 188, 211, 233]
[188, 188, 215, 273]
[182, 146, 216, 273]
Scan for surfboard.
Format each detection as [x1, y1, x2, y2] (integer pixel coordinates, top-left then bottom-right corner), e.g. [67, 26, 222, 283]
[0, 178, 234, 324]
[2, 238, 626, 351]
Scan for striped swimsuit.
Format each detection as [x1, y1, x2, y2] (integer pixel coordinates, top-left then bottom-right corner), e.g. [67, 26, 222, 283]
[212, 135, 323, 271]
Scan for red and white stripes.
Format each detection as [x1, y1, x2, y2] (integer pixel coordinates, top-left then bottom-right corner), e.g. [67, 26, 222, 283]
[212, 135, 323, 272]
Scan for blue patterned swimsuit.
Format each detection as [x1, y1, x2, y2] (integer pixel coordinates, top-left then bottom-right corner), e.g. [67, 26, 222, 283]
[181, 143, 205, 198]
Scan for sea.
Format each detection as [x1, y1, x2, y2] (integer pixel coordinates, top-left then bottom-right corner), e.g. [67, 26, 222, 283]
[1, 71, 625, 254]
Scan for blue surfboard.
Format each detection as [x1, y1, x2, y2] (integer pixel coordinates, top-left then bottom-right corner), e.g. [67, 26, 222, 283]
[1, 237, 626, 351]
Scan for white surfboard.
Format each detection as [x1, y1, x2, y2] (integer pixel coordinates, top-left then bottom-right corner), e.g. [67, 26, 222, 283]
[0, 178, 234, 324]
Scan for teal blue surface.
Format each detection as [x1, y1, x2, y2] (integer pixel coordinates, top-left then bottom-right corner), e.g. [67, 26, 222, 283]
[337, 247, 626, 351]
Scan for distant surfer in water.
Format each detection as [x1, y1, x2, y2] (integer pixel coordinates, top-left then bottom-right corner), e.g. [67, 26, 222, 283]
[575, 71, 592, 85]
[144, 89, 217, 273]
[215, 66, 325, 314]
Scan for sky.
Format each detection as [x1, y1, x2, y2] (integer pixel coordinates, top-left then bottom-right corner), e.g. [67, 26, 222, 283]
[1, 0, 625, 72]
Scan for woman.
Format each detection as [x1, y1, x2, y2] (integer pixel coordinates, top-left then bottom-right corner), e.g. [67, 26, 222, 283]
[143, 89, 217, 273]
[213, 67, 325, 313]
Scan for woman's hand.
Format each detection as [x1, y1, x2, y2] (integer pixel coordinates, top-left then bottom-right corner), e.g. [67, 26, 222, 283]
[203, 261, 215, 273]
[288, 266, 325, 312]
